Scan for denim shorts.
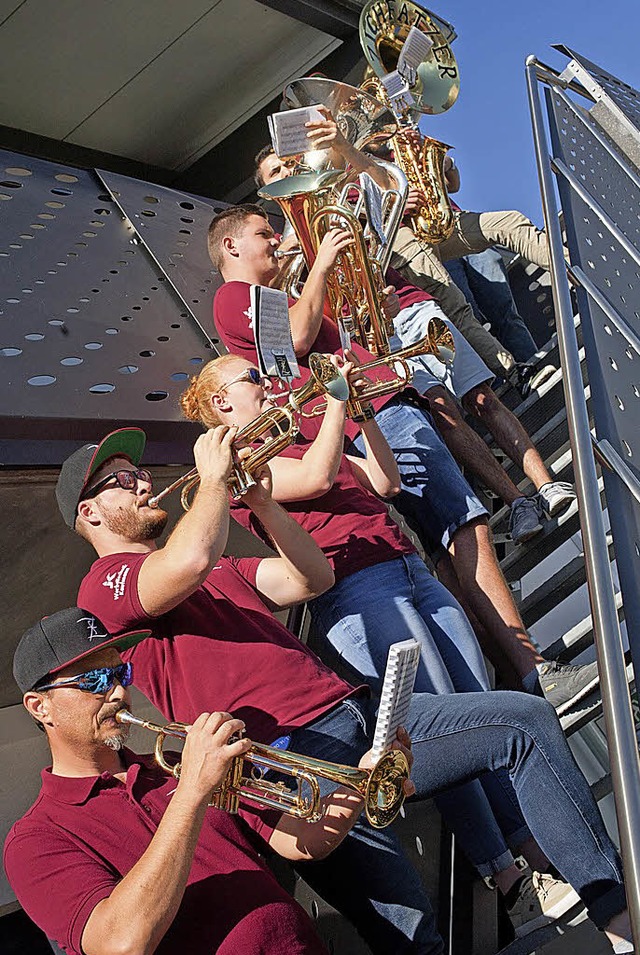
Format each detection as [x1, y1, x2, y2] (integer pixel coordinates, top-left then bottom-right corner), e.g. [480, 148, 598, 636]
[349, 397, 488, 557]
[391, 302, 493, 399]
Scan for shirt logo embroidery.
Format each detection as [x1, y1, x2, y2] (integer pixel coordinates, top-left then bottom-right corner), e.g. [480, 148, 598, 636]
[77, 615, 107, 642]
[244, 305, 254, 330]
[102, 563, 130, 601]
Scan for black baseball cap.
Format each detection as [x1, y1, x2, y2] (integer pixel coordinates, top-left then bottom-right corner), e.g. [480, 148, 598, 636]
[56, 428, 146, 528]
[14, 607, 151, 694]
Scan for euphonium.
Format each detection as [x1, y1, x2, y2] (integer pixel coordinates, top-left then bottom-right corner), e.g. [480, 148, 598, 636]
[346, 315, 455, 420]
[149, 355, 348, 511]
[116, 710, 409, 829]
[259, 162, 408, 356]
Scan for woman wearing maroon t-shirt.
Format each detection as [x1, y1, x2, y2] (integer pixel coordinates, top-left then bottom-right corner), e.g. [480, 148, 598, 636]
[179, 353, 545, 893]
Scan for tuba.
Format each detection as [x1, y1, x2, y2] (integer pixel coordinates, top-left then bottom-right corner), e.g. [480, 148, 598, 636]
[150, 355, 348, 511]
[358, 0, 460, 246]
[116, 709, 409, 829]
[346, 314, 455, 420]
[259, 159, 408, 356]
[358, 0, 459, 115]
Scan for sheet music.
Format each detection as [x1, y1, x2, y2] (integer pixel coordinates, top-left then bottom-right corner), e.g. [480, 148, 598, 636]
[398, 26, 434, 84]
[268, 105, 325, 159]
[371, 639, 421, 759]
[360, 172, 385, 246]
[380, 71, 416, 119]
[251, 285, 300, 382]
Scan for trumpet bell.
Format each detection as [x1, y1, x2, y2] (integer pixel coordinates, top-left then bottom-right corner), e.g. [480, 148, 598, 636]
[308, 353, 350, 402]
[365, 749, 409, 828]
[283, 76, 397, 155]
[359, 0, 460, 115]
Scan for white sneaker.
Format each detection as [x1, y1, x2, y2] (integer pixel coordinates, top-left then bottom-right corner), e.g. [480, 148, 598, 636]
[507, 871, 582, 937]
[537, 481, 577, 518]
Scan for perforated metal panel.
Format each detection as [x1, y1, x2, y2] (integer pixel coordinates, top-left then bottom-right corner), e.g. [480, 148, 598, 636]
[558, 45, 640, 138]
[97, 170, 228, 336]
[0, 149, 224, 441]
[546, 86, 640, 668]
[555, 45, 640, 169]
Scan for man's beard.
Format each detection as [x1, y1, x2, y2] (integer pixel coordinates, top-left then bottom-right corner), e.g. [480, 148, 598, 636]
[101, 502, 168, 542]
[103, 733, 127, 751]
[99, 707, 131, 751]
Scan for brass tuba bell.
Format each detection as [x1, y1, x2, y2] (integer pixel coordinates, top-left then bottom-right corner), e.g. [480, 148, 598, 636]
[282, 76, 398, 158]
[358, 0, 460, 116]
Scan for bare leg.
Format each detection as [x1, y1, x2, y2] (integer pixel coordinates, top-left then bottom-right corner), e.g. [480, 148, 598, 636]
[436, 552, 523, 689]
[516, 837, 552, 874]
[441, 517, 544, 681]
[463, 383, 553, 490]
[426, 385, 524, 506]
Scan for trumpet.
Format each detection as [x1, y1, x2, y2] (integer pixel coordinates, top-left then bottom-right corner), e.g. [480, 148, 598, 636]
[150, 355, 349, 511]
[116, 709, 409, 829]
[346, 316, 455, 420]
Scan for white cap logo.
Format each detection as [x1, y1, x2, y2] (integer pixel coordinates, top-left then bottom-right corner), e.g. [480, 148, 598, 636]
[78, 615, 107, 642]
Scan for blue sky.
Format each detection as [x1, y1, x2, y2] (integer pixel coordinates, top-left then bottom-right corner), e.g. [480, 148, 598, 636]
[419, 0, 638, 224]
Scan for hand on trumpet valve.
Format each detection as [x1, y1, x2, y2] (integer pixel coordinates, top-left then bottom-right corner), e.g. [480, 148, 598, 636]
[193, 425, 238, 490]
[179, 711, 252, 805]
[381, 285, 400, 322]
[239, 460, 274, 509]
[358, 726, 416, 799]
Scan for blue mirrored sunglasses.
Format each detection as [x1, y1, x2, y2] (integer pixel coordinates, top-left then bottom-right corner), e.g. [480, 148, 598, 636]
[37, 662, 133, 695]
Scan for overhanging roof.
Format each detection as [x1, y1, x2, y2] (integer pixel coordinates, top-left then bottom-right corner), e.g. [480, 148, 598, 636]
[0, 0, 365, 187]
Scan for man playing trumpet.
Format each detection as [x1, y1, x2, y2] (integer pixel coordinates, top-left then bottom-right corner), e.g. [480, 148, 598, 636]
[6, 608, 405, 955]
[50, 426, 634, 954]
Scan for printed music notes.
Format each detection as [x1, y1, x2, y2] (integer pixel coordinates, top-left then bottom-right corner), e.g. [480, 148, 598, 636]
[371, 639, 420, 759]
[251, 285, 300, 382]
[268, 106, 325, 159]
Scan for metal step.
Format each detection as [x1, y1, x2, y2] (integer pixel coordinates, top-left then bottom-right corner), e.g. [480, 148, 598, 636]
[518, 538, 615, 630]
[543, 593, 625, 664]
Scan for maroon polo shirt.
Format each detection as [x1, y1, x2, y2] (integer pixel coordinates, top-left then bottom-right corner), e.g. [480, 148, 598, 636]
[213, 280, 403, 442]
[4, 751, 326, 955]
[232, 441, 415, 582]
[77, 554, 356, 740]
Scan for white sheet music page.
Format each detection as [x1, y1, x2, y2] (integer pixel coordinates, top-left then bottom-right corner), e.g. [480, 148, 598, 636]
[398, 26, 434, 84]
[268, 106, 325, 159]
[371, 639, 421, 759]
[380, 71, 416, 119]
[251, 285, 300, 382]
[360, 172, 385, 246]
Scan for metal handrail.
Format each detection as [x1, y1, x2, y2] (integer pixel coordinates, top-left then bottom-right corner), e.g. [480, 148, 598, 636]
[526, 54, 640, 948]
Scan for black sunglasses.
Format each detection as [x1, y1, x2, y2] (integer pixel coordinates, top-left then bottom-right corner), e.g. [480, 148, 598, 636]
[82, 468, 153, 500]
[37, 662, 133, 695]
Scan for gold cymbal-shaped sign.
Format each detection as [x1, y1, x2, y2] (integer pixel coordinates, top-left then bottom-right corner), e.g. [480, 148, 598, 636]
[359, 0, 460, 115]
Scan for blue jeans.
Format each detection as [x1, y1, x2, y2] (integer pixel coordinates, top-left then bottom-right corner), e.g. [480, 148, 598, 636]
[290, 693, 626, 953]
[310, 554, 529, 874]
[349, 397, 488, 558]
[445, 250, 538, 363]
